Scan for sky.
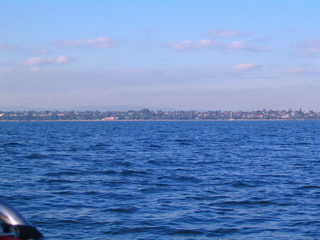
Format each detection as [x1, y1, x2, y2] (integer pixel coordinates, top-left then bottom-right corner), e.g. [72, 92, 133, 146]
[1, 0, 320, 111]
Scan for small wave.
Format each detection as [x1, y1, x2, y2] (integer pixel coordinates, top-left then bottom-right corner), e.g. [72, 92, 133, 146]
[222, 200, 275, 206]
[104, 225, 173, 235]
[177, 176, 201, 183]
[106, 207, 138, 213]
[4, 142, 24, 146]
[139, 187, 164, 193]
[290, 220, 320, 226]
[157, 175, 200, 183]
[296, 142, 311, 145]
[120, 170, 150, 176]
[55, 219, 82, 227]
[149, 144, 162, 148]
[98, 170, 117, 175]
[172, 229, 205, 235]
[53, 190, 73, 195]
[206, 227, 239, 236]
[297, 185, 320, 189]
[107, 193, 136, 200]
[185, 195, 221, 201]
[26, 153, 48, 159]
[84, 191, 101, 195]
[89, 143, 110, 149]
[44, 171, 79, 176]
[174, 139, 193, 145]
[42, 179, 75, 183]
[231, 180, 252, 187]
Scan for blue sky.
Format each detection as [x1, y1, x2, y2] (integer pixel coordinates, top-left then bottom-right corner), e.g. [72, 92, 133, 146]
[1, 0, 320, 111]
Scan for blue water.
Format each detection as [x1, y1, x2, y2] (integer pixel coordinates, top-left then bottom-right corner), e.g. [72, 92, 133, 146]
[0, 121, 320, 239]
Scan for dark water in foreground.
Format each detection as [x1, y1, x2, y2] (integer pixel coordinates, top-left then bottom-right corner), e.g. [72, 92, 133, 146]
[0, 121, 320, 239]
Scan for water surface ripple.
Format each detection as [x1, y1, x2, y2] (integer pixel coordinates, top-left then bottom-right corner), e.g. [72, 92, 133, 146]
[0, 121, 320, 239]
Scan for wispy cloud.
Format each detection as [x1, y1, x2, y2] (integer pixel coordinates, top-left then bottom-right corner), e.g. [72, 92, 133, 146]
[165, 39, 219, 51]
[3, 68, 16, 73]
[29, 67, 42, 73]
[0, 41, 18, 51]
[233, 63, 261, 71]
[23, 55, 70, 66]
[224, 41, 268, 52]
[299, 38, 320, 57]
[51, 37, 120, 49]
[209, 29, 245, 37]
[283, 67, 320, 75]
[21, 48, 52, 55]
[166, 39, 268, 52]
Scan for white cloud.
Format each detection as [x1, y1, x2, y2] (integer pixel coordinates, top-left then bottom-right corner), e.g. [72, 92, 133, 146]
[23, 55, 70, 66]
[166, 39, 218, 51]
[225, 41, 247, 51]
[233, 63, 261, 71]
[55, 55, 69, 64]
[224, 41, 268, 52]
[52, 37, 120, 49]
[209, 29, 244, 37]
[166, 39, 268, 52]
[23, 57, 47, 66]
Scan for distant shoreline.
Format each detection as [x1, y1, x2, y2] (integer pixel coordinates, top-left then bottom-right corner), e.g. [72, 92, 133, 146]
[0, 119, 317, 122]
[1, 109, 319, 121]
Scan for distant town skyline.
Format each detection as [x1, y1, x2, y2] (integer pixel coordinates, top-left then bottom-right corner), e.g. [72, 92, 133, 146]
[1, 109, 319, 121]
[1, 0, 320, 111]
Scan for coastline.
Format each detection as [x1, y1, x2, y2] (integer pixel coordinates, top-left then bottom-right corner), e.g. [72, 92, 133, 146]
[1, 109, 319, 121]
[0, 119, 316, 122]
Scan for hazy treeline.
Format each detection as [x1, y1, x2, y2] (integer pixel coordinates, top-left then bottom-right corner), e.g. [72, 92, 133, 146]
[0, 109, 319, 121]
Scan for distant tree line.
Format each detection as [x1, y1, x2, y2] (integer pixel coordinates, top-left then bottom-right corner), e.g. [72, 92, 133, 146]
[0, 109, 319, 121]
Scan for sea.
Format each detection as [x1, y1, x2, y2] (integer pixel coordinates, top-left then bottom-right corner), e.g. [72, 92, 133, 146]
[0, 120, 320, 240]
